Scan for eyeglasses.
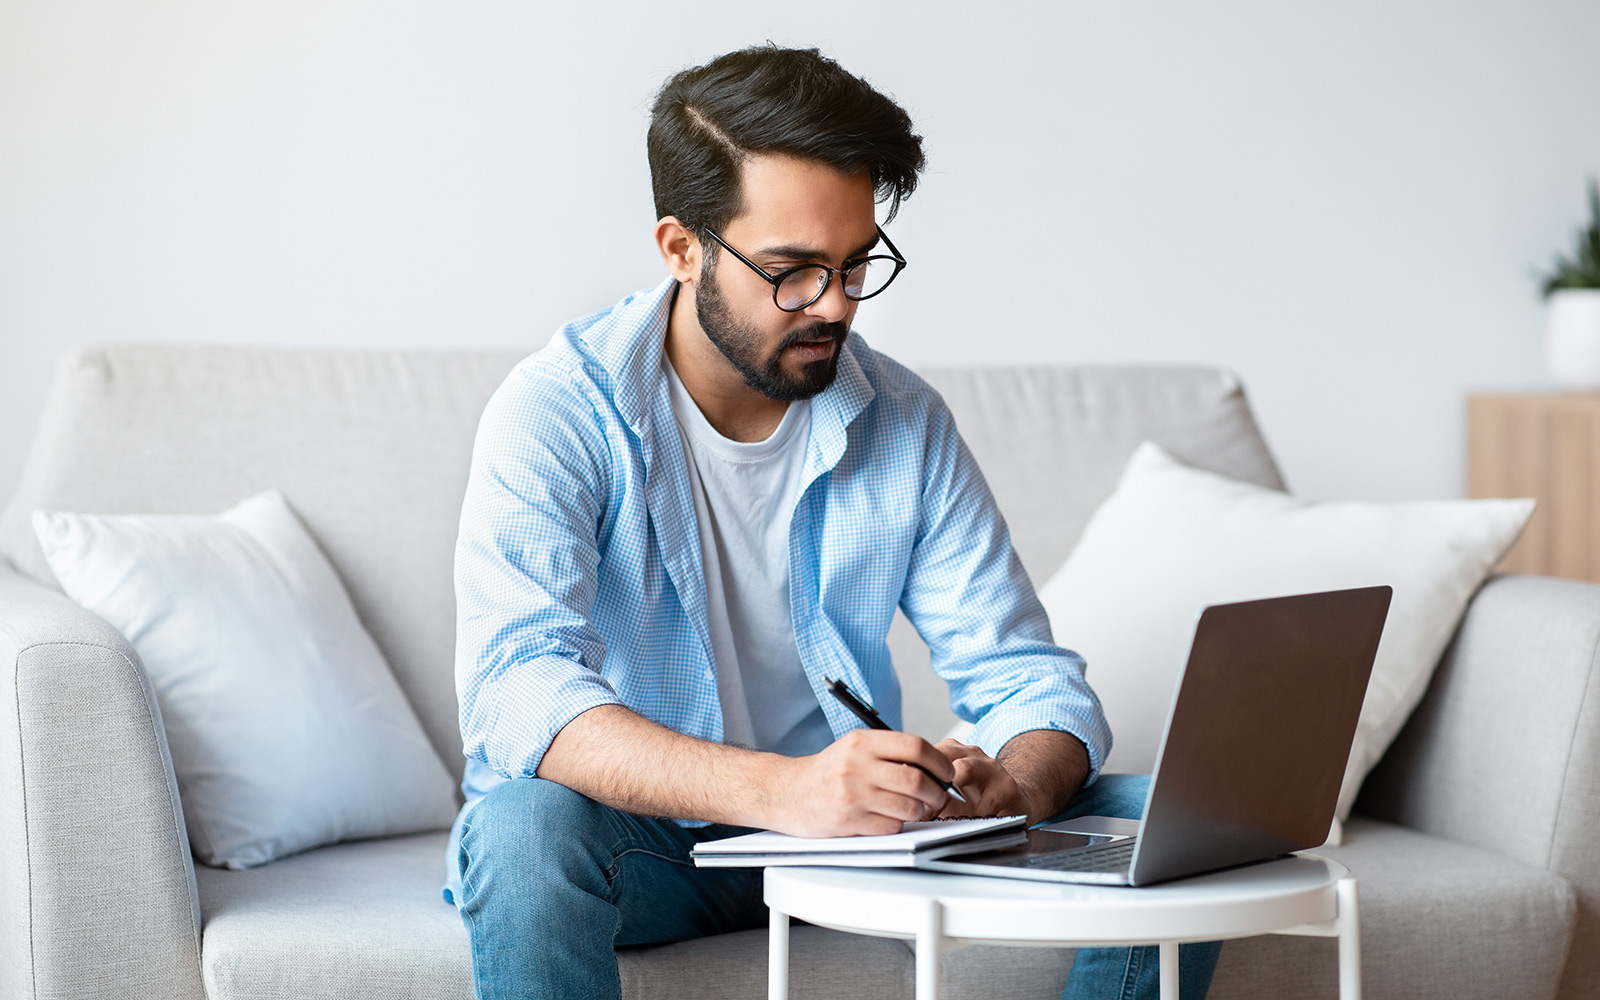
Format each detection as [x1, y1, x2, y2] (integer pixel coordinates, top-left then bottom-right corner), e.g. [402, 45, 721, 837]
[699, 225, 907, 313]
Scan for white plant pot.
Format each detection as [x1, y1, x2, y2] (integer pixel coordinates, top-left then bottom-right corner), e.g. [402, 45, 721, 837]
[1548, 290, 1600, 389]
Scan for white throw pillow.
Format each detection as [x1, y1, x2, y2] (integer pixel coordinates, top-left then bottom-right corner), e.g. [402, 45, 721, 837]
[1038, 442, 1532, 840]
[33, 490, 458, 868]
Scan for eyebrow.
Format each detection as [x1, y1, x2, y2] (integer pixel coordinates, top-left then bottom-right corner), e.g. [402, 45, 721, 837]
[755, 233, 882, 265]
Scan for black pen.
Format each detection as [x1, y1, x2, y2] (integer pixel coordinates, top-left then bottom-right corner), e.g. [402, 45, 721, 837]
[824, 677, 967, 803]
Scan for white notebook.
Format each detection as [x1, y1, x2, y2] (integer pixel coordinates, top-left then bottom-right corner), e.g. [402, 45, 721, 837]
[690, 816, 1027, 868]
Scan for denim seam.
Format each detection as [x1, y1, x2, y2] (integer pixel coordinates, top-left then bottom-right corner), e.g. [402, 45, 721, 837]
[602, 836, 626, 903]
[603, 830, 706, 898]
[1120, 945, 1144, 1000]
[457, 822, 475, 903]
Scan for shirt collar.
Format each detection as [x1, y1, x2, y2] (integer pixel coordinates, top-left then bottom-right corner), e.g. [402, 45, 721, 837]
[581, 276, 876, 470]
[807, 334, 874, 475]
[577, 277, 677, 433]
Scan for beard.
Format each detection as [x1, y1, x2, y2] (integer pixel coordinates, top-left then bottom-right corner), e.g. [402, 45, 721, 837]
[694, 258, 849, 402]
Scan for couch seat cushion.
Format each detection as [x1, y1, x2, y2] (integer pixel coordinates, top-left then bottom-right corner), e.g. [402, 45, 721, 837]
[1209, 817, 1576, 1000]
[194, 831, 940, 999]
[195, 819, 1576, 1000]
[197, 833, 471, 999]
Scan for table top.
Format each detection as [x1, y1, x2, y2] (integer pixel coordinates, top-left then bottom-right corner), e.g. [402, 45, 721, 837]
[764, 854, 1348, 947]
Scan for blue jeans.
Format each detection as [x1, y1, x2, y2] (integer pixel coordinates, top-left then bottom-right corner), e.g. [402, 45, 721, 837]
[1053, 775, 1222, 1000]
[456, 774, 1220, 999]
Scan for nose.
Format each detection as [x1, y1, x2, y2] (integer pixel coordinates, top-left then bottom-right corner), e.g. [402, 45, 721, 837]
[802, 272, 852, 324]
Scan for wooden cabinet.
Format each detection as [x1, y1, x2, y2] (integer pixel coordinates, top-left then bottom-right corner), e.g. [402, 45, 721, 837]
[1468, 394, 1600, 582]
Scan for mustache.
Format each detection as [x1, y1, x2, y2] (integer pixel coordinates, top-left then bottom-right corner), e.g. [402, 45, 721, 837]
[777, 321, 850, 352]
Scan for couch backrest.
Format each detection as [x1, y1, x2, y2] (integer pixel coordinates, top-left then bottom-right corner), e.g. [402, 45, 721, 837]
[0, 345, 1284, 778]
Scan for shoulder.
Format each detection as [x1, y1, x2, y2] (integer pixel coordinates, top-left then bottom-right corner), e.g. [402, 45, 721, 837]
[486, 283, 669, 431]
[475, 305, 644, 463]
[479, 348, 599, 446]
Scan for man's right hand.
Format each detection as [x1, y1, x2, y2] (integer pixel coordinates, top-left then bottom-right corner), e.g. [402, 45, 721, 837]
[762, 729, 957, 838]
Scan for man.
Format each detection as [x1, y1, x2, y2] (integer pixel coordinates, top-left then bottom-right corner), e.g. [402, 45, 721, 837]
[446, 45, 1219, 999]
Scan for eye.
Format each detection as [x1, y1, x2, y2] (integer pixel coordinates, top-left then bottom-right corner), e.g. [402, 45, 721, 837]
[775, 266, 831, 310]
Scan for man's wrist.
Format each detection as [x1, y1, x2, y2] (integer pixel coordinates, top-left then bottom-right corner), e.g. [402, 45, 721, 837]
[1012, 774, 1053, 824]
[541, 704, 803, 827]
[996, 729, 1091, 822]
[729, 750, 791, 828]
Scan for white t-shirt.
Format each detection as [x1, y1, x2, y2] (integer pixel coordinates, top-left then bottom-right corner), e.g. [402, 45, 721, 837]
[665, 361, 833, 756]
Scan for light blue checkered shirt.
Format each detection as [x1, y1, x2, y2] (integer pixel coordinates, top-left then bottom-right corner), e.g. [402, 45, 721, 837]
[443, 277, 1110, 903]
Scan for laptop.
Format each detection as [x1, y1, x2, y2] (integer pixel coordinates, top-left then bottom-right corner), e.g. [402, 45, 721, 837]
[919, 585, 1392, 886]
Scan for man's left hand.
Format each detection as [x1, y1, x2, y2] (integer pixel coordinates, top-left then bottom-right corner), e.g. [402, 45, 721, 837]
[931, 739, 1043, 823]
[931, 729, 1092, 826]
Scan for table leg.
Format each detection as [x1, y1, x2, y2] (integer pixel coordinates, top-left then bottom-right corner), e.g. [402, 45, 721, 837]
[1159, 941, 1180, 1000]
[915, 897, 942, 1000]
[1337, 878, 1362, 1000]
[769, 907, 789, 1000]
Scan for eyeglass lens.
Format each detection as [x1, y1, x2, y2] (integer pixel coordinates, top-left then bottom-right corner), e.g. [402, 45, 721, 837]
[774, 259, 895, 311]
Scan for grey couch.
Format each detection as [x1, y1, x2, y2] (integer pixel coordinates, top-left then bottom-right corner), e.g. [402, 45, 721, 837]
[0, 344, 1591, 1000]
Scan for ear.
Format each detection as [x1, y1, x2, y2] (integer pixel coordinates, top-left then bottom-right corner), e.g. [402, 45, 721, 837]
[654, 217, 701, 284]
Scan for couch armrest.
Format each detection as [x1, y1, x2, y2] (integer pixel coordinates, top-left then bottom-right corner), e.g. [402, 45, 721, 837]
[1359, 572, 1600, 1000]
[0, 564, 205, 1000]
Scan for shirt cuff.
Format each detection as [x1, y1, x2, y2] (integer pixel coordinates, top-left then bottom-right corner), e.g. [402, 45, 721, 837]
[967, 694, 1112, 789]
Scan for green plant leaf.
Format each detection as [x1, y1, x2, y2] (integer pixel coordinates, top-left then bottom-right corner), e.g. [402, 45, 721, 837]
[1541, 176, 1600, 298]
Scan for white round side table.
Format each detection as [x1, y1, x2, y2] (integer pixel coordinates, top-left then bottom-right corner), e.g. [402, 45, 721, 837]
[764, 855, 1358, 1000]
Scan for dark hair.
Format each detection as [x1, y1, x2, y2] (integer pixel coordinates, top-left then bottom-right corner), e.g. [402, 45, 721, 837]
[647, 45, 925, 235]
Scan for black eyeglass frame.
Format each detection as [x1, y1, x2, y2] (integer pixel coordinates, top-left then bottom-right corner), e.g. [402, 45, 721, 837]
[698, 225, 908, 313]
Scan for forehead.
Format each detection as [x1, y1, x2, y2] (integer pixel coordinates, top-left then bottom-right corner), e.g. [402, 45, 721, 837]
[723, 153, 877, 254]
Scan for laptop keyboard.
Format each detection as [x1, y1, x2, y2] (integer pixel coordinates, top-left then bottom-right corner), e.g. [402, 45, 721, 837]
[989, 838, 1137, 874]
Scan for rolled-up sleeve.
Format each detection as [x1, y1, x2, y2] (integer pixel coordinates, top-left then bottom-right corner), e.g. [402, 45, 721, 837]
[897, 397, 1112, 784]
[454, 365, 623, 779]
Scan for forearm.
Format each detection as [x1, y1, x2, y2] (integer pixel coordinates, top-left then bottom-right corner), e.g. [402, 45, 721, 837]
[997, 729, 1090, 824]
[536, 704, 784, 827]
[539, 705, 961, 837]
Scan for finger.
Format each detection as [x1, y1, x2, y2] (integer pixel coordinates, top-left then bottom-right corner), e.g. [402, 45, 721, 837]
[862, 787, 941, 825]
[976, 777, 1028, 818]
[861, 731, 960, 784]
[869, 758, 951, 811]
[948, 755, 999, 798]
[946, 758, 1026, 817]
[933, 739, 988, 764]
[816, 776, 926, 834]
[949, 756, 983, 784]
[906, 743, 962, 785]
[936, 794, 981, 820]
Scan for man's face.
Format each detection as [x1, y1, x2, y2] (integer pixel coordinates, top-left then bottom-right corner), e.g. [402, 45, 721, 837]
[693, 155, 879, 401]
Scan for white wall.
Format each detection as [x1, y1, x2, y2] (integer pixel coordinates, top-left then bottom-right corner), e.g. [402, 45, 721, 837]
[3, 1, 1597, 503]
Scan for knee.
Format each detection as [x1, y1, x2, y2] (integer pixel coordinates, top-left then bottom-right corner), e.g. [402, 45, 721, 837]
[458, 778, 615, 904]
[1088, 773, 1151, 820]
[1054, 772, 1150, 823]
[464, 777, 613, 858]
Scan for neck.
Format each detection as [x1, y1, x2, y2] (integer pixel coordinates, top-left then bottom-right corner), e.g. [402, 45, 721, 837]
[663, 281, 790, 442]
